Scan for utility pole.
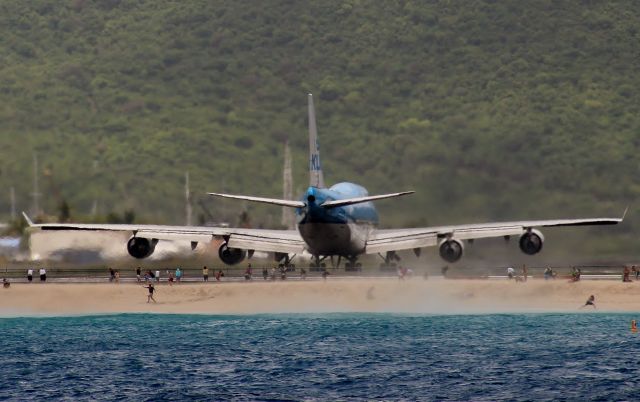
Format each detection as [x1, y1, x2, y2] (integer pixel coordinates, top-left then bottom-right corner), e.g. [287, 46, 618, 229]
[91, 159, 99, 218]
[9, 186, 15, 221]
[185, 171, 192, 226]
[281, 140, 295, 229]
[90, 200, 98, 218]
[31, 154, 41, 217]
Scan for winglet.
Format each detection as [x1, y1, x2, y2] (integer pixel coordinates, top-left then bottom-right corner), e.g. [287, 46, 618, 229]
[621, 206, 629, 221]
[22, 212, 34, 226]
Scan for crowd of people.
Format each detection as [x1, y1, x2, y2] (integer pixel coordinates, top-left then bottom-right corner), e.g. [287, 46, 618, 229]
[11, 263, 640, 285]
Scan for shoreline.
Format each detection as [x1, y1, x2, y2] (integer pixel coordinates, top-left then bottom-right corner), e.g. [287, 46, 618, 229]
[1, 279, 640, 316]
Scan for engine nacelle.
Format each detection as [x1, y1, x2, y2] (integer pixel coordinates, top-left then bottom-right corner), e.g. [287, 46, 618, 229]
[438, 238, 464, 263]
[519, 229, 545, 255]
[127, 237, 157, 259]
[218, 243, 247, 265]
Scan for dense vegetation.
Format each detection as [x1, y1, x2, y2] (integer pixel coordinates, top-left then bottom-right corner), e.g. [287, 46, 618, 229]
[0, 0, 638, 256]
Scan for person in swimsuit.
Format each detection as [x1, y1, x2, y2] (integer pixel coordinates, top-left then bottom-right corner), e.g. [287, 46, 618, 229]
[144, 283, 156, 303]
[581, 295, 595, 309]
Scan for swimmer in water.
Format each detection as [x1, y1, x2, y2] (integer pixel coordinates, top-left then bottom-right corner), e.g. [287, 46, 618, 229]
[581, 295, 595, 309]
[143, 283, 156, 303]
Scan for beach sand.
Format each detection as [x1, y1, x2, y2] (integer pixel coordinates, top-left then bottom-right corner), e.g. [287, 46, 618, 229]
[1, 278, 640, 316]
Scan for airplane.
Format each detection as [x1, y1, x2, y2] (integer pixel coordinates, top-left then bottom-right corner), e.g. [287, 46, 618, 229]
[24, 94, 625, 269]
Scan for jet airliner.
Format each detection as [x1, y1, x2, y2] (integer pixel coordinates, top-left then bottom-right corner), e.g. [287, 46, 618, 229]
[25, 94, 625, 268]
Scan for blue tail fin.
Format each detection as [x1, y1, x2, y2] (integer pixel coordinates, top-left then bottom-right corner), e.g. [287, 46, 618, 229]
[308, 94, 325, 188]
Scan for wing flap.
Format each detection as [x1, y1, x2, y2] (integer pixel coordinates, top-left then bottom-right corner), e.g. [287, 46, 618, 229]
[228, 233, 305, 254]
[366, 231, 438, 254]
[135, 231, 214, 243]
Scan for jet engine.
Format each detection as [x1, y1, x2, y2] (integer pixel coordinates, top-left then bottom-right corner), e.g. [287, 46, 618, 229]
[438, 238, 464, 263]
[127, 237, 157, 259]
[218, 243, 247, 265]
[519, 229, 544, 255]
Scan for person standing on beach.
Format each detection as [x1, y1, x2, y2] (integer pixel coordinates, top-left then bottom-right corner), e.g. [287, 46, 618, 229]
[522, 264, 528, 282]
[143, 283, 157, 303]
[109, 267, 115, 282]
[245, 264, 253, 280]
[136, 267, 141, 283]
[215, 270, 224, 281]
[322, 268, 330, 281]
[114, 270, 120, 283]
[203, 266, 209, 282]
[175, 267, 182, 282]
[39, 267, 47, 282]
[27, 268, 33, 283]
[507, 266, 515, 279]
[155, 270, 160, 283]
[262, 267, 268, 280]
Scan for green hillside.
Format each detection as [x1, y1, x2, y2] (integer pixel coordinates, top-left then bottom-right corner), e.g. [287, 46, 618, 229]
[0, 0, 638, 255]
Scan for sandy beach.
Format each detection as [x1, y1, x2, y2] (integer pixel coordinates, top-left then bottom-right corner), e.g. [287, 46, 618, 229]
[1, 278, 640, 315]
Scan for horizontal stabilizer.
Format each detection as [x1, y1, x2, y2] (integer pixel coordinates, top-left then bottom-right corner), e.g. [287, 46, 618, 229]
[321, 191, 414, 208]
[208, 192, 305, 208]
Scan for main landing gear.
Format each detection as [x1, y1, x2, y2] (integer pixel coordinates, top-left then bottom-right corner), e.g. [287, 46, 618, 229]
[310, 255, 361, 271]
[344, 256, 362, 272]
[310, 255, 327, 270]
[378, 251, 401, 270]
[275, 252, 296, 270]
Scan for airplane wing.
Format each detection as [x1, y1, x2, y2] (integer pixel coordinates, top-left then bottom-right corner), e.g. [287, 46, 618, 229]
[24, 215, 306, 254]
[365, 214, 626, 254]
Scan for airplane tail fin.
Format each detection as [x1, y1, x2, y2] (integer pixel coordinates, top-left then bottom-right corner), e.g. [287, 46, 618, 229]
[308, 94, 325, 188]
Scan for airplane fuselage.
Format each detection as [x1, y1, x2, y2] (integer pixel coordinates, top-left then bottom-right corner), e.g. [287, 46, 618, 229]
[296, 182, 378, 257]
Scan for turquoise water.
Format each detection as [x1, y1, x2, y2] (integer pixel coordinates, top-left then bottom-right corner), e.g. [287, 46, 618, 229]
[0, 313, 638, 400]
